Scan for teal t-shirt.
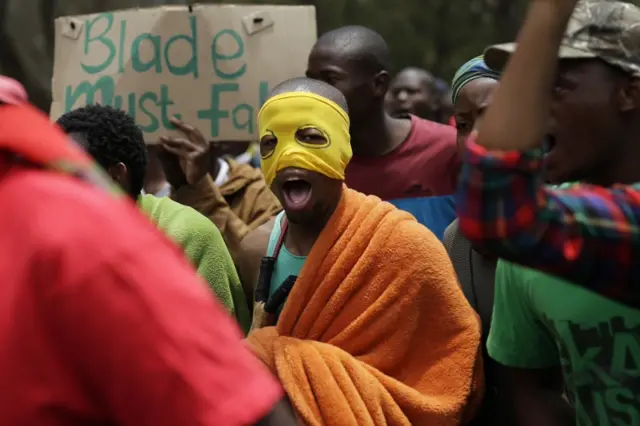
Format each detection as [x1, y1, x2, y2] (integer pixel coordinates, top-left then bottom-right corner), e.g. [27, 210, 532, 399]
[487, 259, 640, 426]
[266, 212, 306, 308]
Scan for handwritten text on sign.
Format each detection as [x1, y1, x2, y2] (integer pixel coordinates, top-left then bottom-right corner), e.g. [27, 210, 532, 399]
[51, 6, 317, 141]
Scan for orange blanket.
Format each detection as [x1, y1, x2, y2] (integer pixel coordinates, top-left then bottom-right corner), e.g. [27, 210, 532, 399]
[248, 187, 483, 425]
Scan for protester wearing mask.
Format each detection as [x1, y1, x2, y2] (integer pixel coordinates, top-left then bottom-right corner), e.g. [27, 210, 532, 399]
[306, 25, 459, 201]
[457, 1, 640, 424]
[0, 82, 295, 426]
[244, 76, 482, 425]
[56, 105, 250, 331]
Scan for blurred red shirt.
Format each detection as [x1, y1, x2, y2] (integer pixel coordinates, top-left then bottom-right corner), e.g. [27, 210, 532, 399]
[0, 153, 282, 424]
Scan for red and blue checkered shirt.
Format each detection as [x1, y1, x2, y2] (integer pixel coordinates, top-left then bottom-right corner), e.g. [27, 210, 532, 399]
[456, 136, 640, 307]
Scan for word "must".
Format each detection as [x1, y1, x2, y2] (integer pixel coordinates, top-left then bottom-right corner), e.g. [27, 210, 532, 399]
[63, 11, 268, 137]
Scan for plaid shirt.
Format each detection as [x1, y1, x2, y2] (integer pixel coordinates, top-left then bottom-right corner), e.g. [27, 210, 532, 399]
[456, 136, 640, 307]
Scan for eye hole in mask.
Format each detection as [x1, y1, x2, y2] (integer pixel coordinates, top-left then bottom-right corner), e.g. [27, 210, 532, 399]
[260, 130, 278, 159]
[295, 126, 330, 149]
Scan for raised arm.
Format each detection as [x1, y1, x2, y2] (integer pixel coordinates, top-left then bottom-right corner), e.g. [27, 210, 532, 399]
[456, 0, 640, 307]
[458, 135, 640, 307]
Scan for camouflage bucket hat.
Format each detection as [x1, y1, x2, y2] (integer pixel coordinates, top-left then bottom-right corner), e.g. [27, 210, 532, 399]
[484, 0, 640, 76]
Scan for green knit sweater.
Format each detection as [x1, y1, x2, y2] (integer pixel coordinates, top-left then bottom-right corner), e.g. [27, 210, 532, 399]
[138, 194, 250, 333]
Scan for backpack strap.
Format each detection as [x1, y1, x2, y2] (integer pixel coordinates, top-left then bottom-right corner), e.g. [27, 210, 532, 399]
[255, 215, 289, 304]
[270, 214, 289, 258]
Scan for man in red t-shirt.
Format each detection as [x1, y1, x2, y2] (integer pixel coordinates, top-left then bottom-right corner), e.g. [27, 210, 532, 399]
[306, 26, 459, 201]
[0, 97, 295, 425]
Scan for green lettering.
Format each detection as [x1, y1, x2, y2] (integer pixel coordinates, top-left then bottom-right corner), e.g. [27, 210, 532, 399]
[561, 323, 603, 382]
[197, 83, 236, 137]
[232, 104, 253, 134]
[158, 85, 180, 130]
[612, 333, 640, 377]
[164, 15, 198, 77]
[113, 93, 137, 120]
[593, 391, 612, 426]
[567, 343, 616, 387]
[259, 81, 269, 107]
[211, 29, 245, 80]
[605, 388, 640, 426]
[65, 76, 115, 111]
[138, 92, 159, 133]
[82, 13, 115, 74]
[574, 394, 595, 426]
[131, 33, 162, 73]
[127, 93, 137, 119]
[118, 19, 127, 73]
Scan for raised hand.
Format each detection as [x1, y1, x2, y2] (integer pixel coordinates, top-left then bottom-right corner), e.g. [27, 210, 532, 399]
[159, 117, 215, 185]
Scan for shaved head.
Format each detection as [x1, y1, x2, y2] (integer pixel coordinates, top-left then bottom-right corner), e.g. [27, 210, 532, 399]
[269, 77, 349, 114]
[315, 25, 391, 73]
[306, 26, 390, 140]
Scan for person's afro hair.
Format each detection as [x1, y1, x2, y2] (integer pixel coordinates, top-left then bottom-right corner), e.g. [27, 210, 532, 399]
[57, 104, 147, 196]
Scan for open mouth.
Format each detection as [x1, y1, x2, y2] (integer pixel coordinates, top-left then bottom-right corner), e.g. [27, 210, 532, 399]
[393, 107, 411, 118]
[281, 178, 313, 210]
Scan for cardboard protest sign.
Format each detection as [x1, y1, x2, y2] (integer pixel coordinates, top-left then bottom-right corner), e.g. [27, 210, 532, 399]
[50, 4, 317, 142]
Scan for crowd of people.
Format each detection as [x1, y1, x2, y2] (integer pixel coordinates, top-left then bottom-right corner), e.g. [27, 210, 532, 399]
[2, 0, 640, 424]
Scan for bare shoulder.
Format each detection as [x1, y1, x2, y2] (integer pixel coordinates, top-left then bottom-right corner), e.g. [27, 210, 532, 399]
[241, 216, 276, 257]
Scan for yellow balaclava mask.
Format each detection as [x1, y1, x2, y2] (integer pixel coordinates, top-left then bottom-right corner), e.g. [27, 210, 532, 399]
[258, 92, 353, 186]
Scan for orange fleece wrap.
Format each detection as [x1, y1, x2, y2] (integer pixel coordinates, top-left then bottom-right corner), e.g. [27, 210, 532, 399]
[248, 187, 483, 425]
